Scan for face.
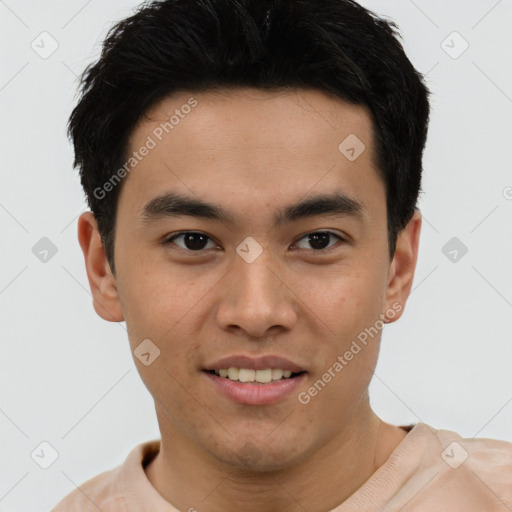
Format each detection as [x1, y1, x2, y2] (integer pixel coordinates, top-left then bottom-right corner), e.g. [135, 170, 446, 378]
[80, 88, 420, 470]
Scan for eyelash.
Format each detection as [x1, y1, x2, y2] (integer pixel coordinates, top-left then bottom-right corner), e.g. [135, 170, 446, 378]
[163, 231, 345, 254]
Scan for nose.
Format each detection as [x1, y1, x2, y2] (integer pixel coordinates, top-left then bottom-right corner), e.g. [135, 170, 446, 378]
[215, 249, 299, 339]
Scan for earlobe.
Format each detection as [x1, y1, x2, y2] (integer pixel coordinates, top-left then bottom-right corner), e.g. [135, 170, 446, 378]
[383, 210, 422, 323]
[77, 212, 124, 322]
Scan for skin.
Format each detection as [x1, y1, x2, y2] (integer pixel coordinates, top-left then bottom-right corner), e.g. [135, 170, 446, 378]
[78, 87, 421, 512]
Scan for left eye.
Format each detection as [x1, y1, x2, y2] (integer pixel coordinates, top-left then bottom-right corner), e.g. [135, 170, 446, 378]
[294, 231, 343, 251]
[165, 231, 343, 252]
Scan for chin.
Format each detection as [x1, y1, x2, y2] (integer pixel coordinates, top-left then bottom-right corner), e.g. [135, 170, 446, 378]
[207, 433, 312, 473]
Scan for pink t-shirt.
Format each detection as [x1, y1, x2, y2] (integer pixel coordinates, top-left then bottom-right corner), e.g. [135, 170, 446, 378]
[52, 422, 512, 511]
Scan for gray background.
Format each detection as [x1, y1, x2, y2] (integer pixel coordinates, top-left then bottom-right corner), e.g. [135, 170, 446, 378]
[1, 0, 511, 510]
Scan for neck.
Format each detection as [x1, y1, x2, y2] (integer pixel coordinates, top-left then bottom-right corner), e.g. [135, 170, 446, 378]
[145, 405, 407, 512]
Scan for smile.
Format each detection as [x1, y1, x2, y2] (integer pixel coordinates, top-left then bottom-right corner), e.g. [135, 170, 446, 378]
[203, 370, 307, 405]
[208, 367, 304, 383]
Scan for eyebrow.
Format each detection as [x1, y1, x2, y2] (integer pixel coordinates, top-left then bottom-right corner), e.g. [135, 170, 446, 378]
[140, 191, 366, 227]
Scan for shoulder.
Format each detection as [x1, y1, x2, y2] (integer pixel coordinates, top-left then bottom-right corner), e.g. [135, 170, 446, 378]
[438, 426, 512, 484]
[415, 423, 512, 508]
[51, 441, 160, 512]
[51, 466, 126, 511]
[432, 424, 512, 462]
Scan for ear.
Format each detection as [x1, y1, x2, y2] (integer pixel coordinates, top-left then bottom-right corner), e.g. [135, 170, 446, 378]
[382, 210, 422, 323]
[77, 211, 124, 322]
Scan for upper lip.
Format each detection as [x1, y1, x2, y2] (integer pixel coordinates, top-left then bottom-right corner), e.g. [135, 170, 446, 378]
[204, 355, 306, 373]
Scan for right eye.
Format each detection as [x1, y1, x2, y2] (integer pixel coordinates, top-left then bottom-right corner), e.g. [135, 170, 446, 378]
[164, 232, 219, 252]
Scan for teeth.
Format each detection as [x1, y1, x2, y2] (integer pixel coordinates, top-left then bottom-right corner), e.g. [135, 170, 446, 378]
[238, 369, 255, 382]
[272, 369, 283, 380]
[256, 369, 272, 383]
[215, 367, 298, 383]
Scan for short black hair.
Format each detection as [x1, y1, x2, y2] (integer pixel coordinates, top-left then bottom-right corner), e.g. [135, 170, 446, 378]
[69, 0, 430, 273]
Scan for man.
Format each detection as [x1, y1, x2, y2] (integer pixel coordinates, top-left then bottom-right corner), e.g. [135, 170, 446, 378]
[52, 0, 512, 510]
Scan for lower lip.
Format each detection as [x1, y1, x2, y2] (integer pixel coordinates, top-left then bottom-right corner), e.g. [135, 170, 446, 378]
[203, 371, 307, 405]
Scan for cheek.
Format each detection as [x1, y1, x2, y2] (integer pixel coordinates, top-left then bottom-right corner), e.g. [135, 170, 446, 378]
[302, 264, 386, 339]
[117, 260, 219, 370]
[117, 253, 186, 323]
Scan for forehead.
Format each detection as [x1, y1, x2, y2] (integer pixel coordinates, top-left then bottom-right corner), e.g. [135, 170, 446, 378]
[120, 87, 385, 225]
[138, 87, 375, 152]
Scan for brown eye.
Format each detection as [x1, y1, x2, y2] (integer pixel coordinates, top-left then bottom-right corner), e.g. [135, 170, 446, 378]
[294, 231, 343, 251]
[166, 232, 216, 251]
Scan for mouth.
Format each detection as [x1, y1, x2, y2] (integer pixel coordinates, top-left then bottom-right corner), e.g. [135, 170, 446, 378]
[202, 367, 308, 405]
[202, 355, 308, 404]
[204, 368, 307, 384]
